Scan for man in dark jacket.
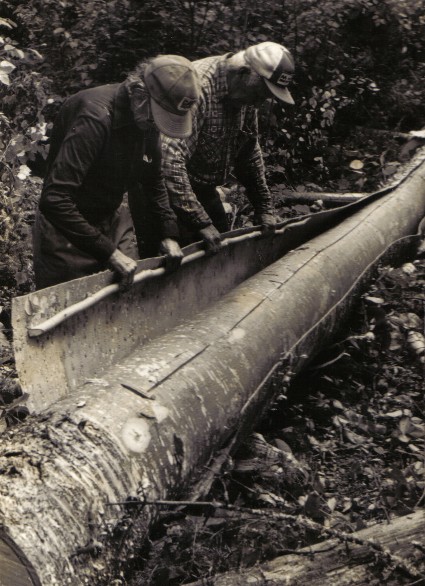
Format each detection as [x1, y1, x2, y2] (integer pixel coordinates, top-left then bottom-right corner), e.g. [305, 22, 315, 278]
[161, 42, 295, 253]
[33, 55, 200, 289]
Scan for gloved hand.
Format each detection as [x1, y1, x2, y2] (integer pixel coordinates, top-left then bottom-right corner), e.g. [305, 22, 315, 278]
[159, 238, 184, 271]
[107, 249, 137, 291]
[258, 212, 276, 236]
[199, 225, 222, 253]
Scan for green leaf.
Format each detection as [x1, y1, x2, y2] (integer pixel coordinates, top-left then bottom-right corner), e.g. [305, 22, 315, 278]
[17, 165, 31, 181]
[0, 71, 10, 85]
[0, 59, 15, 74]
[0, 17, 16, 29]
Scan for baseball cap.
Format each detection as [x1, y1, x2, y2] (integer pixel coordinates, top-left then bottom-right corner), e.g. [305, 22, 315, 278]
[244, 42, 295, 105]
[144, 55, 200, 138]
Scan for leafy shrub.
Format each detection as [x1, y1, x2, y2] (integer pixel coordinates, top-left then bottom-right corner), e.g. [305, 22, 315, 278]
[1, 0, 425, 194]
[0, 15, 55, 180]
[258, 0, 425, 183]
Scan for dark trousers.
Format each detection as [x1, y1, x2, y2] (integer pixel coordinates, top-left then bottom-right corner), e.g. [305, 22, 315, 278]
[127, 189, 164, 259]
[195, 184, 229, 232]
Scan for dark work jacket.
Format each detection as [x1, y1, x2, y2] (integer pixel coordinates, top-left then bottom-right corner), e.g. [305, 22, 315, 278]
[40, 82, 179, 262]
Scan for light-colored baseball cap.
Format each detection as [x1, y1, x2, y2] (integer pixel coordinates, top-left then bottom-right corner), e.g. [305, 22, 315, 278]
[244, 42, 295, 105]
[144, 55, 201, 138]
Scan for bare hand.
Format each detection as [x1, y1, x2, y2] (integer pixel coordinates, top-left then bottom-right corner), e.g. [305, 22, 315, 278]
[259, 213, 276, 236]
[199, 225, 222, 253]
[159, 238, 184, 271]
[107, 249, 137, 291]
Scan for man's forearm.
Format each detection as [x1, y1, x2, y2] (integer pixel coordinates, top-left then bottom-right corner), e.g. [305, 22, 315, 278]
[234, 138, 274, 215]
[234, 164, 274, 215]
[162, 135, 212, 229]
[39, 190, 116, 261]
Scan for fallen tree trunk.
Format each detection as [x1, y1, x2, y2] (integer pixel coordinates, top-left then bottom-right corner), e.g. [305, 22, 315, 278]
[275, 189, 366, 206]
[186, 510, 425, 586]
[2, 151, 425, 585]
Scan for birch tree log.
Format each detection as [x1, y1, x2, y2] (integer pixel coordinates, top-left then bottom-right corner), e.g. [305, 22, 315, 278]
[1, 150, 425, 585]
[275, 189, 366, 206]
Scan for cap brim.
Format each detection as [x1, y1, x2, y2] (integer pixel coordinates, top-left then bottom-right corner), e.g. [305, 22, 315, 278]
[264, 79, 295, 105]
[150, 98, 192, 139]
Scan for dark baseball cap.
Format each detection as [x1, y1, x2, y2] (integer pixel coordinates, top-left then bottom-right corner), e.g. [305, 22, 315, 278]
[144, 55, 201, 138]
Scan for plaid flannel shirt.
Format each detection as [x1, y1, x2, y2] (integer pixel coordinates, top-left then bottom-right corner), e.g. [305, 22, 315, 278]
[161, 54, 273, 229]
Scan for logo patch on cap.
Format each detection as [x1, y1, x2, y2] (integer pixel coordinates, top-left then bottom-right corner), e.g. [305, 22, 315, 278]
[178, 97, 197, 111]
[276, 72, 293, 87]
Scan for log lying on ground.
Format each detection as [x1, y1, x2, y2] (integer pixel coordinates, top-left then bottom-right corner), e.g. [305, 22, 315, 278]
[186, 510, 425, 586]
[275, 189, 366, 206]
[13, 211, 369, 413]
[1, 151, 425, 585]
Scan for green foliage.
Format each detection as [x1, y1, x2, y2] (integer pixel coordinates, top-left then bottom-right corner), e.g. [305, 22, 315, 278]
[0, 13, 50, 296]
[0, 177, 37, 294]
[0, 17, 54, 183]
[1, 0, 425, 196]
[4, 0, 425, 126]
[257, 0, 425, 183]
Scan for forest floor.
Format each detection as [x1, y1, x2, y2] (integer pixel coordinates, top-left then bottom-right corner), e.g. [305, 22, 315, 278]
[0, 129, 424, 585]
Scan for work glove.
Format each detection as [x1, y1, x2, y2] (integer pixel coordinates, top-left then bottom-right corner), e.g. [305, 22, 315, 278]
[199, 224, 222, 254]
[107, 249, 137, 291]
[159, 238, 184, 271]
[257, 212, 276, 236]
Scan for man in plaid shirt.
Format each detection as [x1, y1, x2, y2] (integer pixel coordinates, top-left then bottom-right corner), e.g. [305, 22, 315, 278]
[161, 42, 295, 252]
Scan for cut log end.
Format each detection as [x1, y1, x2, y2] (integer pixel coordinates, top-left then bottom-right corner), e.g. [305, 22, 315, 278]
[0, 533, 41, 586]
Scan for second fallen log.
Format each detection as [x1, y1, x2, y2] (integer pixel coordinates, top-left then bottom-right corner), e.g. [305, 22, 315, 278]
[186, 510, 425, 586]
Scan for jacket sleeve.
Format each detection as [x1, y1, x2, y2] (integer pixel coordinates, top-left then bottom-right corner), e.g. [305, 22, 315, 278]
[131, 131, 180, 241]
[161, 98, 213, 229]
[39, 115, 116, 261]
[233, 108, 274, 216]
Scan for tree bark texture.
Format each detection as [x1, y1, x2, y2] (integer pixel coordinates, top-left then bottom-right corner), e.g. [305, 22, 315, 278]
[2, 150, 425, 584]
[186, 510, 425, 586]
